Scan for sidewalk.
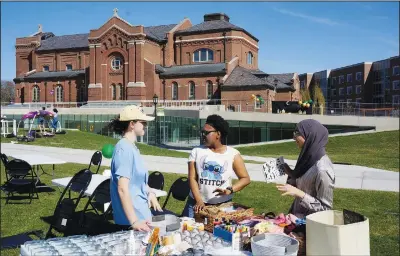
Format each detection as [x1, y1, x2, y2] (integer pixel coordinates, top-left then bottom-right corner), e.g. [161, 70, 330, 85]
[1, 143, 399, 192]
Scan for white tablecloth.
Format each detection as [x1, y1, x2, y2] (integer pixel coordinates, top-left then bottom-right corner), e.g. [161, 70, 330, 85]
[52, 174, 168, 198]
[8, 153, 67, 166]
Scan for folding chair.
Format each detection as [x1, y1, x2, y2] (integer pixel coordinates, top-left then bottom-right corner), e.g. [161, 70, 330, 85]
[88, 151, 102, 174]
[3, 159, 38, 204]
[45, 169, 92, 238]
[148, 171, 165, 190]
[79, 179, 112, 234]
[155, 177, 190, 217]
[1, 153, 11, 182]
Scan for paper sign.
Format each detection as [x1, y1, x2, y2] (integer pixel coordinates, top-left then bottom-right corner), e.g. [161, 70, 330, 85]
[262, 157, 286, 183]
[61, 218, 67, 226]
[104, 202, 111, 212]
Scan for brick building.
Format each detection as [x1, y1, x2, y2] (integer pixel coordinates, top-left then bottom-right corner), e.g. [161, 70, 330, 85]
[13, 10, 298, 110]
[299, 55, 399, 107]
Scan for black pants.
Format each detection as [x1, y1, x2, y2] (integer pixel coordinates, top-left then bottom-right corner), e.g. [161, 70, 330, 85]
[116, 224, 132, 231]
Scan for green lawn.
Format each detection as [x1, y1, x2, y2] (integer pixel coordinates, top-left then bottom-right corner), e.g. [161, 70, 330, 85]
[0, 163, 398, 256]
[1, 130, 399, 171]
[238, 131, 400, 172]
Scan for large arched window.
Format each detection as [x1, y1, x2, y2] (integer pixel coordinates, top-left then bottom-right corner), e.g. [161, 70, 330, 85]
[56, 85, 64, 102]
[247, 52, 253, 65]
[189, 81, 195, 100]
[193, 48, 214, 62]
[111, 84, 116, 100]
[32, 85, 40, 102]
[172, 82, 178, 100]
[206, 80, 213, 99]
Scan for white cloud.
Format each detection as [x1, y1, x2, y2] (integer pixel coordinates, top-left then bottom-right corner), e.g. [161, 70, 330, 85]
[273, 8, 342, 26]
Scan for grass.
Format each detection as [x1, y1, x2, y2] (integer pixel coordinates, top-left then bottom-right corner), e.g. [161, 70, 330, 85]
[238, 131, 400, 172]
[1, 130, 399, 171]
[1, 163, 399, 256]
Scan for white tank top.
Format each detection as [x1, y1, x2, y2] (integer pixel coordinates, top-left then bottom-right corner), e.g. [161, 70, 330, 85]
[188, 146, 240, 204]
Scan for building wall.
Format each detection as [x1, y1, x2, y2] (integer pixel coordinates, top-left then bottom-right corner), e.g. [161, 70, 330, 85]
[222, 88, 276, 113]
[162, 77, 220, 101]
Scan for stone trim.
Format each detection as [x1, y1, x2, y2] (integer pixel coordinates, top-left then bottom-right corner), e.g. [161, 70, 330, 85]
[88, 83, 103, 88]
[175, 36, 258, 49]
[127, 82, 145, 87]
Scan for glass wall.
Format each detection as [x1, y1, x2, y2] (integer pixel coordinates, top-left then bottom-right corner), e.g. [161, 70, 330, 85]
[5, 114, 374, 147]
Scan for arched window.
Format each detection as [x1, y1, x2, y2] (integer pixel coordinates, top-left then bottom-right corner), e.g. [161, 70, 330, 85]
[255, 94, 262, 109]
[189, 81, 195, 100]
[111, 84, 116, 100]
[56, 85, 64, 102]
[32, 85, 40, 102]
[206, 81, 213, 99]
[193, 49, 214, 62]
[111, 56, 122, 70]
[118, 83, 124, 100]
[172, 82, 178, 100]
[247, 52, 253, 65]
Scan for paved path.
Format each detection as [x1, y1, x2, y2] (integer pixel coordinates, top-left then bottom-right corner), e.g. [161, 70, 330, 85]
[1, 143, 398, 192]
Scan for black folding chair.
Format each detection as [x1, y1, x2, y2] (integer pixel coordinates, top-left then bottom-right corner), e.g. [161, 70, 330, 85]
[1, 153, 11, 182]
[148, 171, 165, 190]
[3, 159, 38, 204]
[157, 177, 190, 217]
[88, 151, 102, 174]
[79, 179, 112, 233]
[45, 169, 92, 238]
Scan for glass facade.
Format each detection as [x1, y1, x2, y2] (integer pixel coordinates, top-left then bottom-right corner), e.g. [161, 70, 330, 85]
[6, 114, 374, 147]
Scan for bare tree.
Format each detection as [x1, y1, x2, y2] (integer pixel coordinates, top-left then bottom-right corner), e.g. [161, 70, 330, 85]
[1, 80, 15, 104]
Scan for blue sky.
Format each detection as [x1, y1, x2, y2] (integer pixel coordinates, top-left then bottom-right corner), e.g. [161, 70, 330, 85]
[1, 1, 399, 80]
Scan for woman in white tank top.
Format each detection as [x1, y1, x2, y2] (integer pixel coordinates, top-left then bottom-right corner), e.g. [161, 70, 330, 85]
[182, 115, 251, 218]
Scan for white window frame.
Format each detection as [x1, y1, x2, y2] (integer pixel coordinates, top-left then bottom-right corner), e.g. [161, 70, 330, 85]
[188, 81, 195, 100]
[118, 84, 124, 100]
[111, 57, 122, 70]
[356, 85, 362, 95]
[339, 75, 344, 84]
[66, 64, 72, 71]
[393, 80, 400, 90]
[206, 81, 213, 99]
[32, 85, 40, 102]
[43, 65, 49, 72]
[247, 52, 253, 65]
[356, 72, 362, 81]
[193, 49, 214, 62]
[111, 84, 116, 100]
[347, 86, 352, 95]
[55, 85, 63, 102]
[339, 87, 345, 96]
[347, 74, 352, 83]
[172, 82, 178, 100]
[393, 66, 400, 76]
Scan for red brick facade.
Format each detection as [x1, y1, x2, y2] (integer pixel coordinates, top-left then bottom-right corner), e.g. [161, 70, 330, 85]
[13, 12, 297, 106]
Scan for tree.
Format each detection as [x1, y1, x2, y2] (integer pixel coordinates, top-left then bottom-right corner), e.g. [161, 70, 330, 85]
[312, 82, 326, 106]
[1, 80, 15, 104]
[300, 88, 311, 101]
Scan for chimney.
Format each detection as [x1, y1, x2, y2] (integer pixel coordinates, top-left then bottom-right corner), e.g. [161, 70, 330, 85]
[204, 13, 230, 22]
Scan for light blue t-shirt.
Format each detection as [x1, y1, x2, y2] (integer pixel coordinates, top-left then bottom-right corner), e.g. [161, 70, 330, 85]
[110, 138, 151, 225]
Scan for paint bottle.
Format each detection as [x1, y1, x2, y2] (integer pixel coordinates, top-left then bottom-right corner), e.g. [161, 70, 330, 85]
[232, 229, 242, 252]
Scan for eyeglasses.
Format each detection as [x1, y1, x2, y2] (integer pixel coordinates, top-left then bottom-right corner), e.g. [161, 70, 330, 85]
[293, 131, 301, 139]
[200, 130, 217, 136]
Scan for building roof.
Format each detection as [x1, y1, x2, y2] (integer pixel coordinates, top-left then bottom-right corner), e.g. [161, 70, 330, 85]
[223, 66, 275, 90]
[36, 33, 89, 51]
[144, 24, 176, 42]
[14, 70, 85, 82]
[223, 67, 295, 92]
[175, 20, 259, 42]
[156, 63, 226, 78]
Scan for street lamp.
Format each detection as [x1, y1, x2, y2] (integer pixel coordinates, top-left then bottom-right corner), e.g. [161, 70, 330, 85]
[153, 94, 159, 144]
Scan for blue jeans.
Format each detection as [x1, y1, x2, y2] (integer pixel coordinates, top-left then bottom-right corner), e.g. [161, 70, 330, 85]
[182, 196, 232, 218]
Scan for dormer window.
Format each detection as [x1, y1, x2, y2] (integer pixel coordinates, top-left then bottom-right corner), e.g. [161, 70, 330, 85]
[193, 49, 213, 62]
[43, 65, 49, 72]
[247, 52, 253, 65]
[66, 64, 72, 71]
